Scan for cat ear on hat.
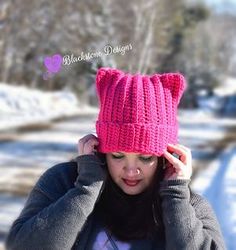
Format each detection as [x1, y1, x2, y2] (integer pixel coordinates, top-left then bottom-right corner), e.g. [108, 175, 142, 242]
[95, 67, 117, 106]
[95, 67, 125, 103]
[160, 73, 187, 105]
[95, 67, 109, 100]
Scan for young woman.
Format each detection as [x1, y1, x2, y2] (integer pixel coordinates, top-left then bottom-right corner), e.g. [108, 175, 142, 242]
[6, 68, 226, 250]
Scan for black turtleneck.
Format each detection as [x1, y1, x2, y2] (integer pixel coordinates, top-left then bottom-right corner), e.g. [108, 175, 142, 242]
[93, 172, 164, 241]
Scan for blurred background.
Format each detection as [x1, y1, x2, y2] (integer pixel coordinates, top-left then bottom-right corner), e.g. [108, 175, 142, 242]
[0, 0, 236, 249]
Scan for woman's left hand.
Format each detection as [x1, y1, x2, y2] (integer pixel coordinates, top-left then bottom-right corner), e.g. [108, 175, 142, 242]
[162, 144, 192, 181]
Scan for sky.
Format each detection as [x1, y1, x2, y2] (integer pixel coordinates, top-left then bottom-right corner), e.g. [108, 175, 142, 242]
[204, 0, 236, 13]
[206, 0, 236, 4]
[190, 0, 236, 14]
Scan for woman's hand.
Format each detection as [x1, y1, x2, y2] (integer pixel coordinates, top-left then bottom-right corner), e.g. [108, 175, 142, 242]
[78, 134, 99, 156]
[76, 134, 107, 187]
[162, 144, 192, 181]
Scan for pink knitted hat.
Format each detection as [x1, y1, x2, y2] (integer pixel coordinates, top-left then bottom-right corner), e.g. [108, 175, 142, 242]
[95, 67, 187, 156]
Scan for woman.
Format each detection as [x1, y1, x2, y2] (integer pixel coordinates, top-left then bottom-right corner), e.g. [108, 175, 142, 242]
[6, 68, 226, 250]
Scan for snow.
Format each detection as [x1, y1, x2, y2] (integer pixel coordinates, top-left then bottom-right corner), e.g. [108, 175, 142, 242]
[191, 143, 236, 249]
[0, 82, 99, 131]
[214, 77, 236, 96]
[0, 194, 27, 233]
[0, 82, 236, 249]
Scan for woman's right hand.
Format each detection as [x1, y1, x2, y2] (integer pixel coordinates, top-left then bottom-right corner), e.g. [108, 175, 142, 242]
[78, 134, 99, 156]
[76, 134, 107, 185]
[75, 134, 108, 201]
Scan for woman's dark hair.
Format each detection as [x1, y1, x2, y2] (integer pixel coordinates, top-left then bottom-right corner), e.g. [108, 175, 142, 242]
[93, 152, 166, 242]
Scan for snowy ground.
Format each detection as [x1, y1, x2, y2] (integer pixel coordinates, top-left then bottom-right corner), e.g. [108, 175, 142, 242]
[0, 82, 99, 132]
[191, 143, 236, 250]
[180, 110, 236, 249]
[192, 143, 236, 250]
[0, 83, 236, 249]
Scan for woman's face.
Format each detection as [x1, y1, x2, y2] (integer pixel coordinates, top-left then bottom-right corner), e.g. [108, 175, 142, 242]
[106, 152, 158, 195]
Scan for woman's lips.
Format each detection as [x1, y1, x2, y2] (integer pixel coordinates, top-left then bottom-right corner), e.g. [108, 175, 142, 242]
[122, 179, 141, 187]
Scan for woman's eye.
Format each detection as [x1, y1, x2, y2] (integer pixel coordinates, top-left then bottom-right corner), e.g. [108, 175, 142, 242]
[111, 155, 123, 159]
[111, 154, 152, 162]
[140, 157, 152, 162]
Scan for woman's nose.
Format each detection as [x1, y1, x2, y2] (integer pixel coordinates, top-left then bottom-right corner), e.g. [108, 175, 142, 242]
[123, 165, 141, 176]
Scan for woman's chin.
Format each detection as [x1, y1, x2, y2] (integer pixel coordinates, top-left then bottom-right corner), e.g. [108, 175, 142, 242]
[123, 189, 142, 195]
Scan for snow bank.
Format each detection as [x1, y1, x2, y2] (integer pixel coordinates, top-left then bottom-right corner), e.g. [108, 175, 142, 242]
[191, 143, 236, 250]
[0, 83, 98, 131]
